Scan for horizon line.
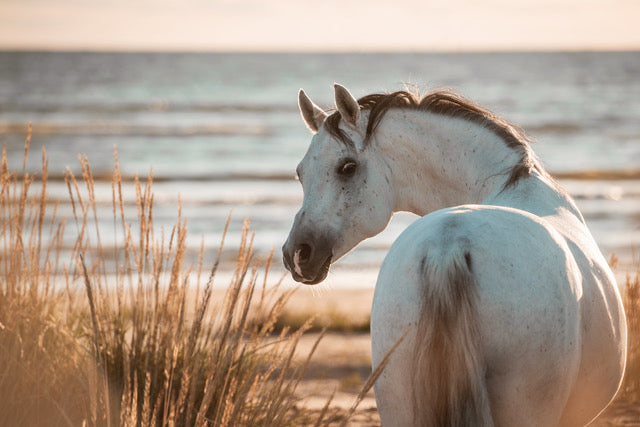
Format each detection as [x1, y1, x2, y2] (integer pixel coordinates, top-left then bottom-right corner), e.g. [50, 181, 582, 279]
[2, 46, 640, 55]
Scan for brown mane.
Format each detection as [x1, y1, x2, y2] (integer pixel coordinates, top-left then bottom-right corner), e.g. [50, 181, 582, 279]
[324, 89, 548, 189]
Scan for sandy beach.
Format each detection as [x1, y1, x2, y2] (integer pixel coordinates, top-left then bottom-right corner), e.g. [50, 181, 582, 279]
[284, 288, 378, 424]
[286, 288, 640, 426]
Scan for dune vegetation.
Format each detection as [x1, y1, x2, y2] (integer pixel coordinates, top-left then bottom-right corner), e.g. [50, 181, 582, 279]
[612, 258, 640, 409]
[0, 131, 394, 426]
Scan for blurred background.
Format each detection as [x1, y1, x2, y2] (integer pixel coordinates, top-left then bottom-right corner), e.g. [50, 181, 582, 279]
[1, 0, 639, 286]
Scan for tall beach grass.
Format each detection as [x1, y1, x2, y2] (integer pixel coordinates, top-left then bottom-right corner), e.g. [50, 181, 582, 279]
[595, 255, 640, 423]
[617, 259, 640, 405]
[0, 131, 389, 425]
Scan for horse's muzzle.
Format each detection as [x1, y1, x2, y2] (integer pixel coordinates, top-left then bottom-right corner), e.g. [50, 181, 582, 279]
[282, 234, 334, 285]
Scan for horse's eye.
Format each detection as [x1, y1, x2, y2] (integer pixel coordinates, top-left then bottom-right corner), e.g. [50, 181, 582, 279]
[337, 160, 357, 177]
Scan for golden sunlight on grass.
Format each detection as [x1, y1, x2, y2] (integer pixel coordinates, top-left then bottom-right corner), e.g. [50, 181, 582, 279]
[612, 263, 640, 406]
[586, 257, 640, 424]
[0, 131, 393, 425]
[624, 270, 640, 399]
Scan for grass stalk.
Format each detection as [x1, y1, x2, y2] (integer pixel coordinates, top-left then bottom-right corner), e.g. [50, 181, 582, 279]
[0, 134, 376, 426]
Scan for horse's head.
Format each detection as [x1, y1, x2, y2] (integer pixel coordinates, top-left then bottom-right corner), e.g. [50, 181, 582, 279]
[282, 84, 395, 284]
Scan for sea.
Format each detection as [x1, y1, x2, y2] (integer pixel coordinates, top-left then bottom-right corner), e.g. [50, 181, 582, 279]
[1, 51, 639, 288]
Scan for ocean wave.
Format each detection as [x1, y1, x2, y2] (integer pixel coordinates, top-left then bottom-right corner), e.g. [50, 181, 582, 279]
[1, 101, 295, 115]
[42, 171, 296, 183]
[0, 122, 270, 137]
[553, 169, 640, 181]
[525, 122, 583, 134]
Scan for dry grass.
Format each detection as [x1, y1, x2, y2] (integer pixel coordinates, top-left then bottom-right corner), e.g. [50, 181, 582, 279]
[617, 265, 640, 404]
[0, 131, 389, 426]
[593, 262, 640, 424]
[273, 309, 371, 334]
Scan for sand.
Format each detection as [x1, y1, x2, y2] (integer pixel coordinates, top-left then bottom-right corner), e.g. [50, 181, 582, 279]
[286, 288, 639, 426]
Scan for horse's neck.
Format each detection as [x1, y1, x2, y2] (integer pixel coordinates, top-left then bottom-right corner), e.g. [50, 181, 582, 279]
[380, 110, 519, 213]
[379, 109, 582, 223]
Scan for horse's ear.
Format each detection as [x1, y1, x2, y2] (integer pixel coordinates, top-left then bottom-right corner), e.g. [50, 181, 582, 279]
[298, 89, 327, 134]
[334, 83, 360, 127]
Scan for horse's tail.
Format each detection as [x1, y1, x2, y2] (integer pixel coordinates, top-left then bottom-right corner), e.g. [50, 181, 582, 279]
[413, 242, 493, 427]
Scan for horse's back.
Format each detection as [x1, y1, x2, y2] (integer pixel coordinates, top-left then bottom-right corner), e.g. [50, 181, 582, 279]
[372, 204, 586, 426]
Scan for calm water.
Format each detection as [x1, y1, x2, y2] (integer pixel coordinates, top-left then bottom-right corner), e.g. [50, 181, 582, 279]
[1, 52, 639, 286]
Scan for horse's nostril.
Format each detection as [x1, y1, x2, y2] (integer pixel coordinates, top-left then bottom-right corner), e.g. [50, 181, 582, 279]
[298, 243, 312, 263]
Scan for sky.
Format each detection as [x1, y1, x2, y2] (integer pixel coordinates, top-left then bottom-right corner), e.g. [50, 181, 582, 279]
[1, 0, 639, 52]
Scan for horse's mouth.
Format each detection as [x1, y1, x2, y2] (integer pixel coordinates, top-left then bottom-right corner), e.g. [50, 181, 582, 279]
[289, 255, 332, 285]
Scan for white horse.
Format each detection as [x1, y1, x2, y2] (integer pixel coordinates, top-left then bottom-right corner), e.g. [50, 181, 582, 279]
[282, 84, 627, 426]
